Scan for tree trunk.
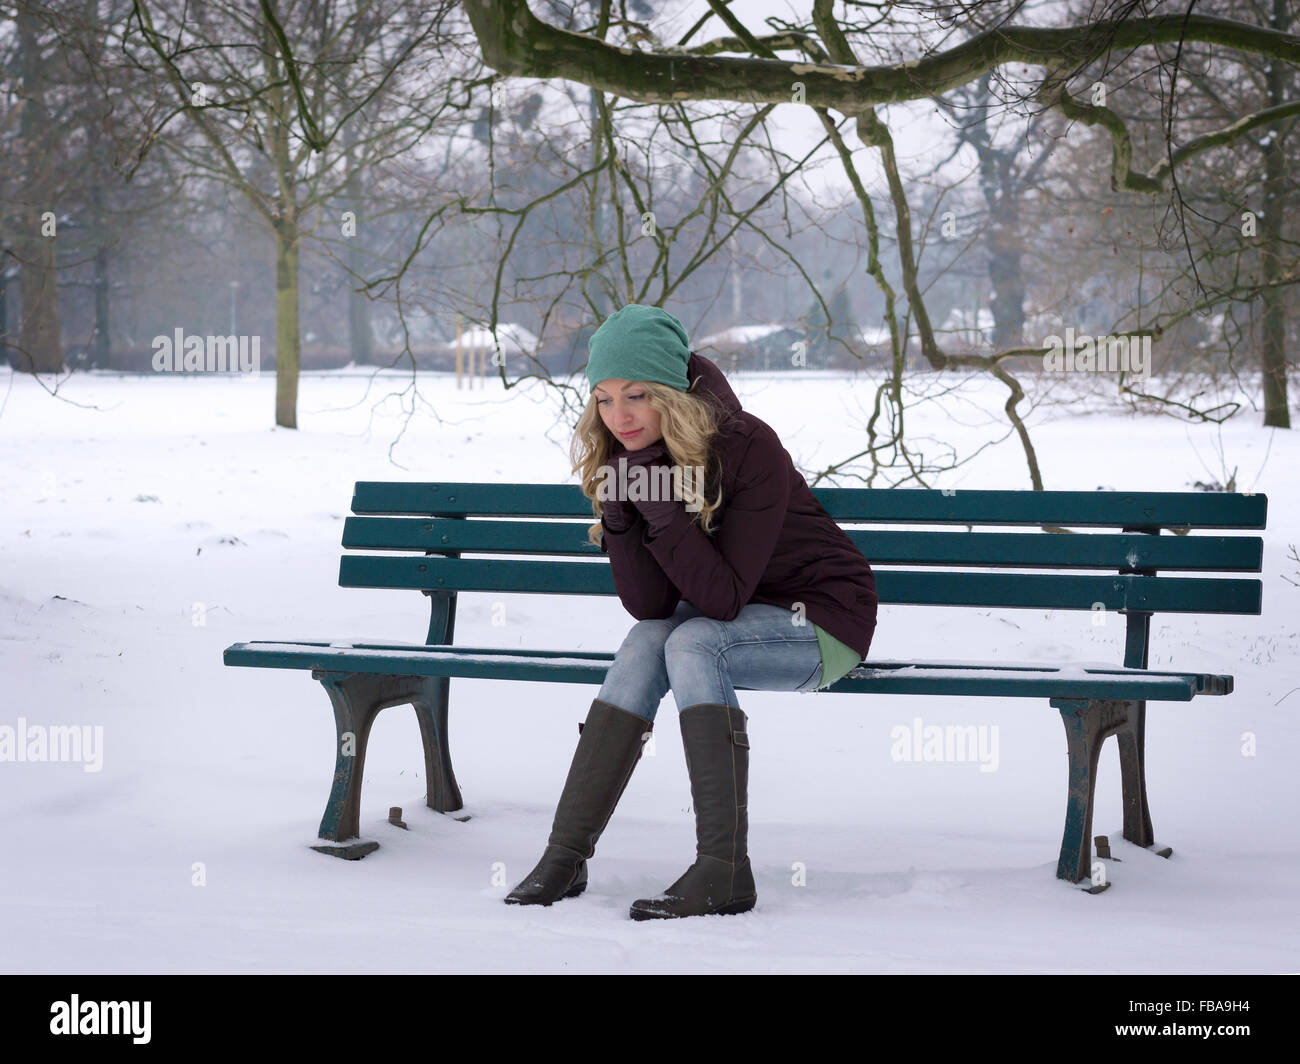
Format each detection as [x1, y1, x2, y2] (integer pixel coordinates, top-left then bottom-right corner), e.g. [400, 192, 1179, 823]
[1260, 141, 1289, 428]
[16, 212, 63, 374]
[987, 211, 1026, 348]
[0, 247, 9, 364]
[346, 242, 373, 365]
[274, 217, 300, 429]
[15, 0, 63, 374]
[92, 242, 110, 369]
[344, 139, 373, 365]
[1260, 0, 1290, 429]
[86, 0, 111, 370]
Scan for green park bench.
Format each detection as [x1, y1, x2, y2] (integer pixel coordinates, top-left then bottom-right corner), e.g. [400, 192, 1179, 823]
[223, 483, 1266, 891]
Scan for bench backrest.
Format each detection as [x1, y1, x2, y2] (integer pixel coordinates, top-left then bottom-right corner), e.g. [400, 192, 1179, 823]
[340, 483, 1266, 669]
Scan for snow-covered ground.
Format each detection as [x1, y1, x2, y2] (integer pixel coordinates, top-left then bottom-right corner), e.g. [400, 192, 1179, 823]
[1, 364, 1296, 973]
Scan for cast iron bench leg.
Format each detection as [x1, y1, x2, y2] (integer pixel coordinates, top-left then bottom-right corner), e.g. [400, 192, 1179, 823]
[412, 674, 464, 814]
[308, 670, 463, 859]
[1053, 698, 1135, 886]
[1116, 701, 1156, 847]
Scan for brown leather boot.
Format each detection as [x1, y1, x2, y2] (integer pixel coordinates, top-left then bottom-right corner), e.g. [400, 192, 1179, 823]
[505, 698, 653, 906]
[629, 703, 756, 920]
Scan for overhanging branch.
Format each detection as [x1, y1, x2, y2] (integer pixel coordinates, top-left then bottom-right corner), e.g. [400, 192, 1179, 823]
[463, 1, 1300, 115]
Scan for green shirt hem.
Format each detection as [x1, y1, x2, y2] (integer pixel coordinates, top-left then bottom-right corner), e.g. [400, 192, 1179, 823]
[812, 623, 862, 690]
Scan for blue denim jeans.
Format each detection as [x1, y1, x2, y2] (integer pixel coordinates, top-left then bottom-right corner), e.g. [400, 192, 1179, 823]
[595, 600, 824, 723]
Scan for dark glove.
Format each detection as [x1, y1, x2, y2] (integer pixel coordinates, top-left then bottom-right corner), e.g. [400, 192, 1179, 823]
[600, 440, 670, 531]
[601, 498, 637, 533]
[621, 442, 684, 534]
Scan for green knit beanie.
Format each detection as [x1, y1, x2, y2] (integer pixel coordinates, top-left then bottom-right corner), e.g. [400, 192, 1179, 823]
[587, 304, 690, 394]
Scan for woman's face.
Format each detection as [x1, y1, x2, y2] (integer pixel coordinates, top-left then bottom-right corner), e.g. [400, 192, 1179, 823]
[593, 378, 663, 449]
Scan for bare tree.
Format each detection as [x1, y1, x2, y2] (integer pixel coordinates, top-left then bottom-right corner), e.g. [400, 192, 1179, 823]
[8, 1, 64, 372]
[120, 0, 463, 427]
[461, 0, 1298, 487]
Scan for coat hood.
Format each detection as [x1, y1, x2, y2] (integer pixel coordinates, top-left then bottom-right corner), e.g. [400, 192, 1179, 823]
[687, 351, 742, 419]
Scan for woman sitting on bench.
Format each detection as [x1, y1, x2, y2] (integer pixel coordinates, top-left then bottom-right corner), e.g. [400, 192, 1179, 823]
[505, 303, 879, 919]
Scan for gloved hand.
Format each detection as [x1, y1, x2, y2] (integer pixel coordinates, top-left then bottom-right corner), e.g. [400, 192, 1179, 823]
[621, 441, 684, 535]
[600, 440, 670, 531]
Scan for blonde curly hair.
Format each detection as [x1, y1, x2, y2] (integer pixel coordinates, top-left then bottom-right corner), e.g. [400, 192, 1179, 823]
[571, 373, 730, 546]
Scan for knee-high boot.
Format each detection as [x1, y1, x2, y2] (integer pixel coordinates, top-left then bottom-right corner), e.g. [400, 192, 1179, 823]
[628, 702, 756, 919]
[505, 697, 653, 905]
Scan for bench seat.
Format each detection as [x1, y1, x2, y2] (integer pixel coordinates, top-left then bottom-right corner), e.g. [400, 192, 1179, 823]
[225, 641, 1231, 700]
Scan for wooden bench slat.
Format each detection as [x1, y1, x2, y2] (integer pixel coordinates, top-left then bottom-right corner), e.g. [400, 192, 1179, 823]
[337, 556, 1263, 614]
[222, 641, 1227, 701]
[854, 660, 1229, 696]
[351, 482, 1268, 529]
[342, 517, 1263, 573]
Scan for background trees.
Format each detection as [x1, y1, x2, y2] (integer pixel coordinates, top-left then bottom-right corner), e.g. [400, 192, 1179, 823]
[1, 0, 1294, 482]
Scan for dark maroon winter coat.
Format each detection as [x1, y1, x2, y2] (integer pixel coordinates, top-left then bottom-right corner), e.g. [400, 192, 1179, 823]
[598, 352, 878, 660]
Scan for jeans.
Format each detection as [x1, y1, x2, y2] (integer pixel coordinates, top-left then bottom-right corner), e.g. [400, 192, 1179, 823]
[595, 600, 824, 723]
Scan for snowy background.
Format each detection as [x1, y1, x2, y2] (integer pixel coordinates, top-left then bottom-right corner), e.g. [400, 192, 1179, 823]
[2, 365, 1296, 973]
